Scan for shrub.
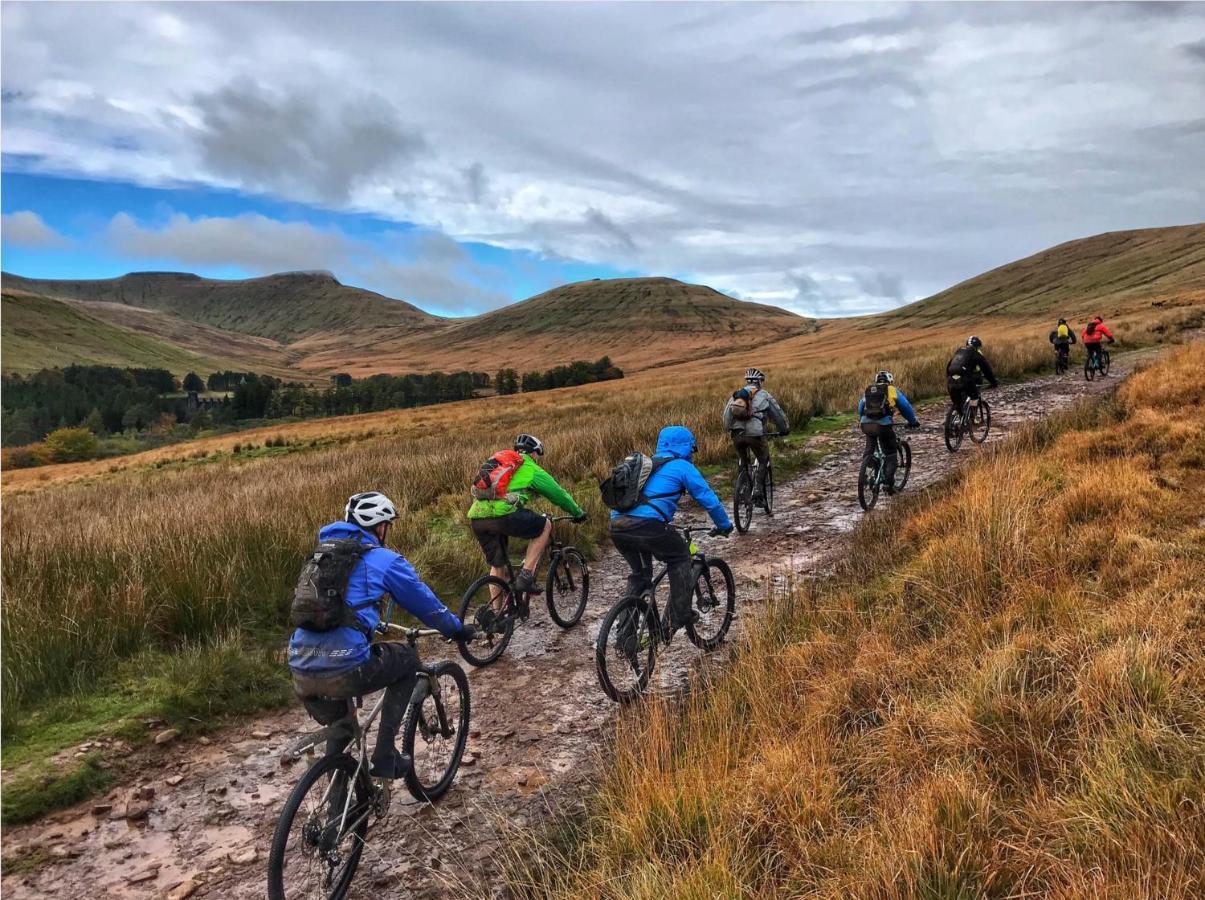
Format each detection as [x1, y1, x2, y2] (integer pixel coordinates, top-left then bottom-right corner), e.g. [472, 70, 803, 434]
[37, 427, 100, 463]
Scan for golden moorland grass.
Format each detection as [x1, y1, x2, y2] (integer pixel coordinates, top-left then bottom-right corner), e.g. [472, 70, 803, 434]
[512, 343, 1205, 899]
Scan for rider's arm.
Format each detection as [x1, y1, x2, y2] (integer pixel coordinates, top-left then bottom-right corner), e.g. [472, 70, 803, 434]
[680, 462, 733, 531]
[766, 394, 790, 434]
[978, 353, 999, 387]
[382, 556, 464, 638]
[722, 400, 735, 431]
[1069, 331, 1077, 344]
[895, 390, 920, 426]
[527, 461, 585, 517]
[1099, 324, 1115, 341]
[857, 395, 865, 418]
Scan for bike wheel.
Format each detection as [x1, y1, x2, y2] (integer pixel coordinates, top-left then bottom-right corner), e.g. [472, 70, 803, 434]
[546, 548, 589, 628]
[457, 575, 515, 667]
[944, 407, 964, 453]
[595, 595, 657, 703]
[895, 439, 912, 492]
[858, 458, 880, 511]
[970, 400, 991, 444]
[400, 661, 470, 802]
[1101, 350, 1111, 376]
[685, 559, 736, 651]
[1084, 357, 1095, 381]
[733, 468, 753, 534]
[763, 464, 775, 516]
[267, 753, 371, 900]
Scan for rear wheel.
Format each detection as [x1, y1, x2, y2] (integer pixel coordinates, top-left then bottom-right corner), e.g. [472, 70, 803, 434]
[970, 399, 991, 444]
[762, 464, 775, 516]
[1100, 350, 1111, 376]
[685, 559, 736, 650]
[400, 661, 470, 802]
[733, 467, 753, 534]
[457, 575, 515, 667]
[858, 457, 880, 510]
[595, 595, 657, 703]
[1084, 356, 1095, 381]
[944, 406, 964, 453]
[894, 439, 912, 492]
[546, 548, 589, 628]
[267, 753, 371, 900]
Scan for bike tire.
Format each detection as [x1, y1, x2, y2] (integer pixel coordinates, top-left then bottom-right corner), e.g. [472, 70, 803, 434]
[763, 464, 775, 516]
[400, 661, 470, 802]
[895, 439, 912, 492]
[457, 575, 515, 667]
[1101, 350, 1111, 376]
[595, 595, 657, 704]
[685, 558, 736, 651]
[1084, 357, 1095, 381]
[267, 753, 370, 900]
[944, 406, 964, 453]
[733, 468, 753, 534]
[545, 548, 590, 628]
[970, 399, 991, 444]
[858, 458, 879, 511]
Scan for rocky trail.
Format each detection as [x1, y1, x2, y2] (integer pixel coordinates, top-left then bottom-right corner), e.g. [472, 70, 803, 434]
[2, 357, 1145, 900]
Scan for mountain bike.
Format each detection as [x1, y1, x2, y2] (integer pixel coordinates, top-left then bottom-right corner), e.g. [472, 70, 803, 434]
[943, 392, 991, 452]
[1084, 346, 1112, 381]
[595, 524, 734, 703]
[732, 432, 785, 534]
[858, 424, 913, 511]
[267, 624, 470, 900]
[1054, 344, 1071, 375]
[457, 515, 588, 667]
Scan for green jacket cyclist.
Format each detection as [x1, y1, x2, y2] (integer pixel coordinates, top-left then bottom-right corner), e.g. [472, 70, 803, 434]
[467, 434, 585, 599]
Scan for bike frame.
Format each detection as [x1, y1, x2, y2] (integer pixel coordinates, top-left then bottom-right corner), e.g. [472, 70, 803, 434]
[503, 514, 578, 591]
[633, 525, 711, 647]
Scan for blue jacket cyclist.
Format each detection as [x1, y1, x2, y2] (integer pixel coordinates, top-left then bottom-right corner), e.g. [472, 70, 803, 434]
[609, 425, 733, 633]
[857, 370, 919, 495]
[289, 491, 472, 778]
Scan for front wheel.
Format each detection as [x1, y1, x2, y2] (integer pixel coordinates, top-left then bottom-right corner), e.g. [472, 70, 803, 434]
[858, 457, 880, 511]
[267, 753, 371, 900]
[763, 464, 775, 516]
[1084, 357, 1095, 381]
[400, 661, 470, 802]
[1100, 350, 1111, 376]
[733, 467, 753, 534]
[685, 559, 736, 650]
[546, 548, 589, 628]
[969, 399, 991, 444]
[595, 595, 657, 703]
[457, 575, 515, 667]
[944, 406, 964, 453]
[894, 439, 912, 492]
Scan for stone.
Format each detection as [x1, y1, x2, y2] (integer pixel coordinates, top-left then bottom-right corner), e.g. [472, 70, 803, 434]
[166, 775, 185, 787]
[135, 785, 156, 801]
[167, 880, 200, 900]
[127, 867, 159, 884]
[251, 729, 272, 740]
[124, 800, 152, 820]
[229, 847, 258, 865]
[153, 729, 180, 745]
[197, 736, 212, 746]
[90, 802, 113, 816]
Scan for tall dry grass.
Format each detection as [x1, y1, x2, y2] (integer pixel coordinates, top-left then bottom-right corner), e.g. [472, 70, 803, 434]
[513, 342, 1205, 898]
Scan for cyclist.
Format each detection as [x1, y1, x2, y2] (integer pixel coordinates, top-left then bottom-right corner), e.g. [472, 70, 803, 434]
[1082, 316, 1116, 373]
[857, 371, 919, 495]
[722, 367, 790, 505]
[946, 336, 998, 417]
[609, 425, 733, 635]
[467, 433, 586, 604]
[1049, 318, 1077, 370]
[289, 492, 473, 779]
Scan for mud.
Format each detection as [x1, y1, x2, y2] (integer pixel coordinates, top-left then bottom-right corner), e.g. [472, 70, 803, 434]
[1, 358, 1144, 900]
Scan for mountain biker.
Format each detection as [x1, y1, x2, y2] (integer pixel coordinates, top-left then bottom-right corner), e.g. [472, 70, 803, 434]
[609, 425, 733, 634]
[946, 336, 998, 415]
[722, 367, 790, 505]
[1049, 318, 1077, 369]
[467, 433, 586, 602]
[857, 371, 919, 495]
[289, 492, 473, 779]
[1082, 316, 1116, 372]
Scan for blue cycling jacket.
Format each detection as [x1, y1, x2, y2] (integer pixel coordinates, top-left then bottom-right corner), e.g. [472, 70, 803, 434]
[858, 385, 920, 427]
[288, 521, 463, 675]
[610, 425, 733, 531]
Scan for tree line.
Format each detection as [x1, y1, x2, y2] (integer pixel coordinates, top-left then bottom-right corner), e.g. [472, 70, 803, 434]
[494, 356, 624, 395]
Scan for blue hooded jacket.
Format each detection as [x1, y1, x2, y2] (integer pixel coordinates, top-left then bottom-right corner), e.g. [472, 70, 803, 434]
[610, 426, 733, 530]
[288, 521, 463, 675]
[858, 384, 919, 427]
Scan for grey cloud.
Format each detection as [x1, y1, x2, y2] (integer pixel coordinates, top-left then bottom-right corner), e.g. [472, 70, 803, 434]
[464, 163, 490, 205]
[854, 271, 906, 302]
[2, 210, 68, 248]
[1183, 38, 1205, 63]
[584, 208, 637, 254]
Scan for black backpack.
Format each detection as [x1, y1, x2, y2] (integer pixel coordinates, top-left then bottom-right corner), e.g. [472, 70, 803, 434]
[862, 383, 891, 419]
[600, 453, 670, 516]
[947, 347, 977, 378]
[290, 539, 375, 634]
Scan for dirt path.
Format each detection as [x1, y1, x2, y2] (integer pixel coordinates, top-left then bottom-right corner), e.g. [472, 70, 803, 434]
[2, 359, 1144, 900]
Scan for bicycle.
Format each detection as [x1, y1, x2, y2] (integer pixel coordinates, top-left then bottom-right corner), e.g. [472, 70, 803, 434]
[267, 623, 470, 900]
[1054, 344, 1071, 375]
[943, 391, 991, 452]
[594, 524, 734, 704]
[457, 514, 589, 667]
[1084, 346, 1112, 381]
[857, 424, 913, 511]
[732, 432, 785, 534]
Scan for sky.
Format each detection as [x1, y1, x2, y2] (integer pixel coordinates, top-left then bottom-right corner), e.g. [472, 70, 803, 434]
[2, 2, 1203, 318]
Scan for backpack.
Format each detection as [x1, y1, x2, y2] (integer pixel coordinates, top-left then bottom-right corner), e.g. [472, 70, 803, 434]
[862, 383, 891, 419]
[726, 392, 752, 422]
[599, 453, 670, 515]
[1057, 323, 1071, 340]
[471, 450, 524, 502]
[290, 539, 374, 634]
[947, 347, 977, 377]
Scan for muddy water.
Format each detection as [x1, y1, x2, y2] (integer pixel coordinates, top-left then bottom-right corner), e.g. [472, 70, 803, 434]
[1, 360, 1140, 900]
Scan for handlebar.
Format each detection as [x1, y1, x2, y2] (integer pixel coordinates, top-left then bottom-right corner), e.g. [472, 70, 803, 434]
[377, 624, 442, 641]
[546, 514, 581, 522]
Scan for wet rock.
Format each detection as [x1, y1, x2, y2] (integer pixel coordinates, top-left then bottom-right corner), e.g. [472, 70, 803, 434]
[127, 866, 159, 884]
[153, 729, 180, 745]
[90, 802, 113, 816]
[229, 847, 258, 865]
[251, 729, 273, 740]
[460, 755, 476, 767]
[167, 880, 201, 900]
[135, 785, 156, 801]
[124, 800, 152, 820]
[197, 736, 212, 746]
[166, 775, 185, 787]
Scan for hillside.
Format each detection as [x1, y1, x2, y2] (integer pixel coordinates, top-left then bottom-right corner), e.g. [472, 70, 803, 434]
[890, 223, 1205, 324]
[2, 270, 439, 343]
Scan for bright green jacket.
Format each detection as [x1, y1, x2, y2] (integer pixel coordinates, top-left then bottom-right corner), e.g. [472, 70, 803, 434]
[466, 455, 584, 520]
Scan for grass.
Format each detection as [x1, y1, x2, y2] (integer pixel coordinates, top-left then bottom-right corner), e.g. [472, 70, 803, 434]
[509, 342, 1205, 898]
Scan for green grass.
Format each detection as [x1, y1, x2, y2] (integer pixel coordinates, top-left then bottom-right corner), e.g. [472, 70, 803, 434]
[1, 754, 111, 826]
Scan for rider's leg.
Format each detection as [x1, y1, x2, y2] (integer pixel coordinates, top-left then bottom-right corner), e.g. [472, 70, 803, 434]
[610, 519, 654, 598]
[861, 423, 879, 470]
[645, 527, 693, 632]
[880, 426, 900, 492]
[295, 689, 356, 756]
[751, 436, 770, 502]
[515, 517, 552, 592]
[356, 643, 420, 778]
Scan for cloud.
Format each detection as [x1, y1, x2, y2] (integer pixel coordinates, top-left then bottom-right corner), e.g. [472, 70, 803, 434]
[2, 210, 69, 248]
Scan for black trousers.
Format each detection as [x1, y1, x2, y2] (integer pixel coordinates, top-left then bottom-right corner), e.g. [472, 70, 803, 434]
[293, 642, 419, 765]
[1084, 341, 1103, 366]
[861, 422, 899, 485]
[609, 517, 695, 628]
[731, 434, 770, 495]
[947, 376, 981, 411]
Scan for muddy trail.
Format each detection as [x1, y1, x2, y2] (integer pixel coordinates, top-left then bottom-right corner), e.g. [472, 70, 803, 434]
[2, 358, 1144, 900]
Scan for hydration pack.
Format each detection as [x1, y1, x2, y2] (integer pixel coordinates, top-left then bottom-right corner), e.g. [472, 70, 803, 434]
[600, 453, 669, 515]
[471, 450, 524, 502]
[862, 383, 891, 419]
[947, 347, 977, 378]
[726, 390, 753, 422]
[290, 539, 375, 633]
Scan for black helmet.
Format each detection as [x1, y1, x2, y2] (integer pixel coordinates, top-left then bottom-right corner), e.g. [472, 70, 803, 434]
[1058, 317, 1067, 325]
[514, 433, 544, 456]
[967, 335, 983, 349]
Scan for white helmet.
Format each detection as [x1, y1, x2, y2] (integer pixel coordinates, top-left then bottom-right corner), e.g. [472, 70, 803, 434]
[345, 491, 398, 529]
[744, 367, 765, 384]
[875, 370, 894, 384]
